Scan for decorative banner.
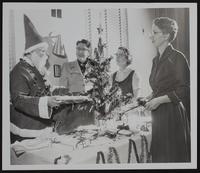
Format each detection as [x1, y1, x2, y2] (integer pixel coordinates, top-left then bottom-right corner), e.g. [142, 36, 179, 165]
[140, 135, 151, 163]
[107, 147, 120, 163]
[52, 34, 67, 58]
[127, 139, 140, 163]
[96, 151, 106, 164]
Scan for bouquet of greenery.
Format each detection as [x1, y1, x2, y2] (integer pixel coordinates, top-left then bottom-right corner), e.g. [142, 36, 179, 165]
[85, 26, 132, 119]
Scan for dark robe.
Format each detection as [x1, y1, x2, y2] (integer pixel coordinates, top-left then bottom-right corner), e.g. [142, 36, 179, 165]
[149, 45, 190, 162]
[10, 59, 53, 130]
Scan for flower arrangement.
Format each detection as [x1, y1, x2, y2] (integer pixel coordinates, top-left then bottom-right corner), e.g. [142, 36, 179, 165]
[85, 26, 132, 119]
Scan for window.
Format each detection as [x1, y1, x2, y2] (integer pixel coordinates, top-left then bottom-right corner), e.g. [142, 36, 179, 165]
[51, 9, 56, 17]
[57, 9, 62, 18]
[51, 9, 62, 18]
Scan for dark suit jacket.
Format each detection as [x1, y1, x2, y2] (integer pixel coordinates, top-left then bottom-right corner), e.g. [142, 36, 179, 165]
[59, 60, 85, 94]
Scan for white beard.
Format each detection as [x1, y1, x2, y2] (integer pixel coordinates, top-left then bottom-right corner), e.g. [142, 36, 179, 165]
[38, 55, 50, 76]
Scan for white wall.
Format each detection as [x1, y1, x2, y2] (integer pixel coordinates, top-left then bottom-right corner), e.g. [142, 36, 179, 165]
[13, 8, 87, 85]
[11, 7, 158, 92]
[127, 9, 157, 96]
[14, 8, 87, 62]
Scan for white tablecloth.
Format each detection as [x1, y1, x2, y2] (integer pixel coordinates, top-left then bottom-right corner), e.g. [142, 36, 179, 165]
[11, 131, 151, 165]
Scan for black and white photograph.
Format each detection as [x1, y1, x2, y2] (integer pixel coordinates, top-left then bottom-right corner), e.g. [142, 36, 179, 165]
[2, 2, 197, 170]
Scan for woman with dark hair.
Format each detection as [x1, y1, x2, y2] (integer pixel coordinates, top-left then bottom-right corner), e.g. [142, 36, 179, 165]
[111, 46, 140, 100]
[144, 17, 190, 162]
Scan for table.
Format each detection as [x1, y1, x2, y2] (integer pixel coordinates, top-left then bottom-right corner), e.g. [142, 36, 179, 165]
[11, 108, 152, 165]
[11, 131, 151, 165]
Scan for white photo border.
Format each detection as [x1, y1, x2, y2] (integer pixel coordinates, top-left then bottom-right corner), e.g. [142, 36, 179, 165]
[2, 2, 197, 170]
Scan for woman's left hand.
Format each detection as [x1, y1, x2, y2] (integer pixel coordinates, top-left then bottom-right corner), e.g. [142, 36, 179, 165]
[144, 97, 162, 111]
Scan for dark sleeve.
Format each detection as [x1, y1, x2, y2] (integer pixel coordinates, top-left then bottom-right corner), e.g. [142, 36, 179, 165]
[10, 70, 41, 118]
[167, 53, 190, 104]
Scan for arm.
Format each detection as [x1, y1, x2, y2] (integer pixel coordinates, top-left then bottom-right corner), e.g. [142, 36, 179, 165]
[10, 123, 52, 138]
[132, 71, 141, 100]
[10, 71, 52, 119]
[166, 54, 190, 105]
[145, 54, 190, 111]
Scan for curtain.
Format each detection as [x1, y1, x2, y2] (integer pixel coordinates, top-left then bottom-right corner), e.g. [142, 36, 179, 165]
[154, 8, 190, 64]
[85, 8, 129, 72]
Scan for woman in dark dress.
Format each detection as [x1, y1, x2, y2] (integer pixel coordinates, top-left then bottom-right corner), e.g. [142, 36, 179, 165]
[111, 47, 140, 99]
[144, 17, 190, 162]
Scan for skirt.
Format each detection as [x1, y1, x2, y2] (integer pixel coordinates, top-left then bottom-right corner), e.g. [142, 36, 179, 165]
[151, 102, 190, 163]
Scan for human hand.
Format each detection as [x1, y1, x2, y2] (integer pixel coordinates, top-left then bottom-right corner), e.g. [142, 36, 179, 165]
[47, 96, 62, 108]
[144, 97, 161, 111]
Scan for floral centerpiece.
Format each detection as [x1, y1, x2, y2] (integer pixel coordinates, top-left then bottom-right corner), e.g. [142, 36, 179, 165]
[85, 26, 132, 120]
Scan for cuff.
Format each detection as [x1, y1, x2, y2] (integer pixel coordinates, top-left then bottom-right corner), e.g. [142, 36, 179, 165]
[39, 96, 52, 119]
[10, 123, 20, 136]
[167, 91, 181, 104]
[10, 123, 37, 137]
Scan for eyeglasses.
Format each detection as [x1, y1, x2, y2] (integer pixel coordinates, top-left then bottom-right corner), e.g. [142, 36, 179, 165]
[151, 31, 163, 35]
[76, 47, 89, 51]
[115, 53, 126, 57]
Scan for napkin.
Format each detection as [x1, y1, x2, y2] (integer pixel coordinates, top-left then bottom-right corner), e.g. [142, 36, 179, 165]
[11, 139, 50, 157]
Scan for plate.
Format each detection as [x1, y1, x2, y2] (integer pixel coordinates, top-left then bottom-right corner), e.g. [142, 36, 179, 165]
[118, 129, 133, 136]
[56, 95, 91, 103]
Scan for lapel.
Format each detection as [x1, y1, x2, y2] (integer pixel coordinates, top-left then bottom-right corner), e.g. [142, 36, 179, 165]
[158, 44, 174, 66]
[69, 60, 84, 77]
[150, 45, 174, 85]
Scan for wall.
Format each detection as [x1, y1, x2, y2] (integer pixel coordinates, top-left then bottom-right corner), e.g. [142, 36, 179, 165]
[127, 8, 190, 96]
[9, 7, 190, 92]
[127, 9, 156, 96]
[85, 8, 129, 74]
[12, 8, 87, 85]
[10, 8, 131, 86]
[153, 8, 190, 62]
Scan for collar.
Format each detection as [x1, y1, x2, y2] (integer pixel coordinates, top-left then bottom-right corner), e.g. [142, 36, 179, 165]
[21, 56, 46, 77]
[22, 56, 35, 67]
[154, 44, 174, 64]
[77, 59, 88, 67]
[159, 44, 174, 61]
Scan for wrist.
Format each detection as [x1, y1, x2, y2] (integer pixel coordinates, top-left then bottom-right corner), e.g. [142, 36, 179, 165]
[156, 95, 170, 104]
[155, 96, 163, 104]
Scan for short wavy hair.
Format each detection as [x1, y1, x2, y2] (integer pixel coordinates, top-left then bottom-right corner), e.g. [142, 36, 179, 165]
[118, 46, 132, 66]
[76, 39, 91, 49]
[153, 17, 178, 43]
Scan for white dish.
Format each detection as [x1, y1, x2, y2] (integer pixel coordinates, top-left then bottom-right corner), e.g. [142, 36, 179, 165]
[56, 95, 91, 103]
[118, 130, 133, 136]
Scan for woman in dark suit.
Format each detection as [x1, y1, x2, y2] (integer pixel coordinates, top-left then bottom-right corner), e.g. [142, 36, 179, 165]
[144, 17, 190, 162]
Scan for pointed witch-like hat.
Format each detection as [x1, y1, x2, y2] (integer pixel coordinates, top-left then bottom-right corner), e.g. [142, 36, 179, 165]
[24, 14, 48, 53]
